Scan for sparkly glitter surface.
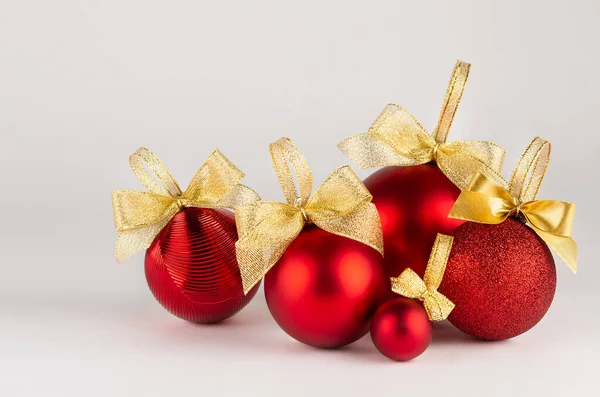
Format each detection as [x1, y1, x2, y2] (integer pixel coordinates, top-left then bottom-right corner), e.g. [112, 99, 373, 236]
[145, 207, 259, 324]
[439, 218, 556, 340]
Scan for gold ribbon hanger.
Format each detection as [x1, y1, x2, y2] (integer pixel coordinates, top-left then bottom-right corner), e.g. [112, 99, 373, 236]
[449, 137, 577, 273]
[235, 137, 384, 294]
[391, 234, 455, 321]
[338, 60, 506, 190]
[112, 147, 260, 262]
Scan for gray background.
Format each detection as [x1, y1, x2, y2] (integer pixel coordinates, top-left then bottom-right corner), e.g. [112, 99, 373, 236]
[1, 1, 599, 396]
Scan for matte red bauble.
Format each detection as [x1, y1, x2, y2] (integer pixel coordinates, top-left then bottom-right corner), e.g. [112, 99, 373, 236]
[264, 225, 389, 349]
[364, 163, 464, 278]
[145, 207, 260, 323]
[370, 297, 432, 361]
[439, 218, 556, 340]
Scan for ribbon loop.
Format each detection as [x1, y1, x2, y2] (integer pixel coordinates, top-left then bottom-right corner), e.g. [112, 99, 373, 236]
[270, 137, 313, 206]
[235, 138, 383, 294]
[338, 60, 505, 190]
[449, 137, 577, 273]
[433, 60, 470, 144]
[508, 137, 551, 203]
[129, 148, 182, 197]
[112, 148, 260, 263]
[391, 234, 455, 321]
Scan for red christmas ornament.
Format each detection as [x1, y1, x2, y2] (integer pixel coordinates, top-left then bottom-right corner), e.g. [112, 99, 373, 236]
[370, 297, 432, 361]
[338, 62, 506, 280]
[364, 164, 464, 278]
[146, 207, 260, 324]
[439, 218, 556, 340]
[264, 225, 389, 349]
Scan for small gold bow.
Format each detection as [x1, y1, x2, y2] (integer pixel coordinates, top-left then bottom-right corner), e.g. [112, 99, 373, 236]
[391, 234, 455, 321]
[449, 137, 577, 273]
[338, 60, 506, 190]
[235, 137, 384, 294]
[112, 147, 260, 262]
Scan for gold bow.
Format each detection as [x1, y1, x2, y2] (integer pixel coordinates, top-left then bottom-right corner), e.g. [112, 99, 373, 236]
[338, 60, 506, 189]
[391, 234, 455, 321]
[449, 137, 577, 273]
[112, 147, 260, 262]
[235, 137, 384, 294]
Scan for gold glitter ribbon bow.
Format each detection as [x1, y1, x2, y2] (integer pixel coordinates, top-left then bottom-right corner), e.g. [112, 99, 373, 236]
[235, 137, 384, 294]
[449, 137, 578, 273]
[338, 60, 506, 189]
[391, 234, 455, 321]
[112, 147, 260, 263]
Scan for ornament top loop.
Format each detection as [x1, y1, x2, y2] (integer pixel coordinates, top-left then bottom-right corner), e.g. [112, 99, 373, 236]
[235, 138, 383, 294]
[433, 60, 470, 144]
[391, 234, 455, 321]
[112, 148, 260, 263]
[449, 137, 578, 273]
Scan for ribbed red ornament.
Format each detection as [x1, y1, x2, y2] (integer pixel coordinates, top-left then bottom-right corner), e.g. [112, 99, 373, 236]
[364, 164, 464, 279]
[370, 298, 432, 361]
[145, 207, 260, 323]
[439, 218, 556, 340]
[264, 225, 389, 349]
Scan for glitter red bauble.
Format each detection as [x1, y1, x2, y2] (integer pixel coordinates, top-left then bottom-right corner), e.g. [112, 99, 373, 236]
[439, 218, 556, 340]
[145, 207, 260, 323]
[370, 297, 432, 361]
[364, 163, 464, 278]
[264, 225, 389, 349]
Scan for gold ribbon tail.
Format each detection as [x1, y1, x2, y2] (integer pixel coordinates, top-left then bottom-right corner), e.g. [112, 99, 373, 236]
[235, 202, 305, 294]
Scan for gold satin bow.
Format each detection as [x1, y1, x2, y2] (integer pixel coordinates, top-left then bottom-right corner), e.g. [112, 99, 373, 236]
[235, 137, 384, 294]
[391, 234, 455, 321]
[338, 60, 506, 190]
[449, 137, 578, 273]
[112, 147, 260, 262]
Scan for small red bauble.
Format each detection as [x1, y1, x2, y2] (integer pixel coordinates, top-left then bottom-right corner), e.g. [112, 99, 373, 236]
[145, 207, 260, 323]
[439, 218, 556, 340]
[264, 225, 389, 349]
[364, 163, 464, 278]
[370, 297, 432, 361]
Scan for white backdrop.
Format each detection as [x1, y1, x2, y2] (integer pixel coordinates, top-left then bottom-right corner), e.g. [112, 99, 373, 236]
[0, 1, 598, 396]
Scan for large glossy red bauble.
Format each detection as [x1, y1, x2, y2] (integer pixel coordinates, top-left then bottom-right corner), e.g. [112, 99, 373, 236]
[439, 218, 556, 340]
[364, 163, 464, 278]
[264, 225, 389, 349]
[370, 297, 432, 361]
[145, 207, 260, 323]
